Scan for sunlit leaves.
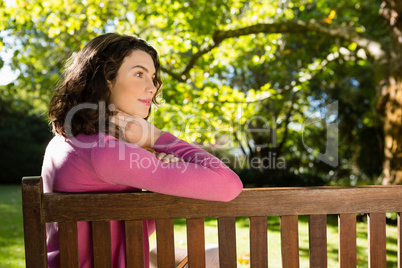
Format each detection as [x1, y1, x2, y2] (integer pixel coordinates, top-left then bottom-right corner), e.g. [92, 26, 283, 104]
[0, 0, 389, 183]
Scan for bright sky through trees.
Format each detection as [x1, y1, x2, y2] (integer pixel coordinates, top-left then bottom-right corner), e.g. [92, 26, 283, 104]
[0, 0, 17, 85]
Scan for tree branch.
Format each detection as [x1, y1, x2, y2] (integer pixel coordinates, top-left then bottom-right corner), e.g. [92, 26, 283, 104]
[182, 41, 220, 76]
[213, 19, 387, 61]
[161, 40, 222, 83]
[233, 131, 248, 156]
[277, 93, 296, 154]
[161, 19, 388, 82]
[160, 66, 187, 82]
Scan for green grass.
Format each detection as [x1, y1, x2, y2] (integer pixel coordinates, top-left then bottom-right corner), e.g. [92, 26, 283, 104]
[0, 185, 399, 267]
[0, 185, 25, 268]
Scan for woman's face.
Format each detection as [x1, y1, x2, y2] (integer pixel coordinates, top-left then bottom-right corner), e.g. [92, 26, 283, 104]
[109, 50, 156, 118]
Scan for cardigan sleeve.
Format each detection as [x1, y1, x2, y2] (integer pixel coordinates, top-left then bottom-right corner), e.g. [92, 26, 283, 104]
[91, 132, 243, 201]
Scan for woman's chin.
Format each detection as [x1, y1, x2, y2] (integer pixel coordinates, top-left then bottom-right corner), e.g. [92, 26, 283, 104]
[130, 112, 148, 119]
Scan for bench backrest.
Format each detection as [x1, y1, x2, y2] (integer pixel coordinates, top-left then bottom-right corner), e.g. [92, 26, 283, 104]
[22, 176, 402, 267]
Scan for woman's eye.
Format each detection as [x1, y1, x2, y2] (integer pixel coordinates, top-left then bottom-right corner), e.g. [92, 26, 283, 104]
[135, 72, 143, 77]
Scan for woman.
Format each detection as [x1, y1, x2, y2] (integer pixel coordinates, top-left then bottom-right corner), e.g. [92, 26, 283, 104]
[42, 33, 243, 267]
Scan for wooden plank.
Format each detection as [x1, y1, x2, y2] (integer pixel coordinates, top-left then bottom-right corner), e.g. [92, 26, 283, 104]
[125, 220, 144, 268]
[21, 177, 48, 268]
[91, 221, 113, 268]
[42, 186, 402, 222]
[218, 217, 237, 267]
[58, 221, 79, 268]
[308, 215, 327, 268]
[249, 216, 268, 268]
[187, 218, 206, 268]
[338, 214, 356, 268]
[280, 215, 299, 268]
[398, 213, 402, 268]
[368, 213, 386, 268]
[24, 176, 402, 268]
[156, 219, 175, 267]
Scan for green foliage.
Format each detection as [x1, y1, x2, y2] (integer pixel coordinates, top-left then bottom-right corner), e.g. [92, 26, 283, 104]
[0, 93, 52, 183]
[0, 0, 389, 185]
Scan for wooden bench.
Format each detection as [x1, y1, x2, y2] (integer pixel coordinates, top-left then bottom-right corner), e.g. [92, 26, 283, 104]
[22, 176, 402, 267]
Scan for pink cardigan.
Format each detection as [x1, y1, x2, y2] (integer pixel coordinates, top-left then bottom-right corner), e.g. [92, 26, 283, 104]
[41, 132, 243, 267]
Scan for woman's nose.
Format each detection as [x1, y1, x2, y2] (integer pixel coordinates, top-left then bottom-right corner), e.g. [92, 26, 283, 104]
[147, 78, 157, 95]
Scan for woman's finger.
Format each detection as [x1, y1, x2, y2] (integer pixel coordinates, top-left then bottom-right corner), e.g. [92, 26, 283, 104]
[162, 154, 175, 163]
[156, 152, 166, 160]
[172, 157, 183, 162]
[155, 153, 183, 163]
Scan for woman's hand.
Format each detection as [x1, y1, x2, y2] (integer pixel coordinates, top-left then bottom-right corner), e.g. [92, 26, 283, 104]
[155, 152, 183, 163]
[111, 110, 164, 149]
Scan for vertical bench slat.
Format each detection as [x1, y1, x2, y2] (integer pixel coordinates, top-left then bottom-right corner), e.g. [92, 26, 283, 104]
[21, 177, 48, 268]
[58, 221, 79, 267]
[92, 221, 113, 267]
[125, 220, 144, 268]
[249, 216, 268, 267]
[338, 214, 356, 267]
[398, 213, 402, 268]
[218, 217, 237, 267]
[309, 214, 327, 267]
[280, 215, 299, 268]
[187, 218, 206, 268]
[156, 219, 175, 267]
[368, 213, 387, 267]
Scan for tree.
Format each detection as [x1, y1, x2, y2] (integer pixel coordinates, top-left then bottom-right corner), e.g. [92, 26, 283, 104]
[377, 0, 402, 184]
[0, 0, 397, 184]
[209, 0, 400, 184]
[0, 92, 52, 183]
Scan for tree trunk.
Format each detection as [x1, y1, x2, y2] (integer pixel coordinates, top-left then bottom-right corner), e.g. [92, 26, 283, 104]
[379, 0, 402, 184]
[381, 80, 402, 184]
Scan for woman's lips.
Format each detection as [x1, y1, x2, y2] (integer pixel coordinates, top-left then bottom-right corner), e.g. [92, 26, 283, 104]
[139, 99, 151, 106]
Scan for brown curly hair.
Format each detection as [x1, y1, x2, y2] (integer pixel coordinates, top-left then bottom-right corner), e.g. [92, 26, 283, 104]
[48, 33, 163, 138]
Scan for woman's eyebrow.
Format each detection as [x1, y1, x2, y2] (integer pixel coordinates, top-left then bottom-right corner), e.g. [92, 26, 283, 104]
[131, 65, 156, 76]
